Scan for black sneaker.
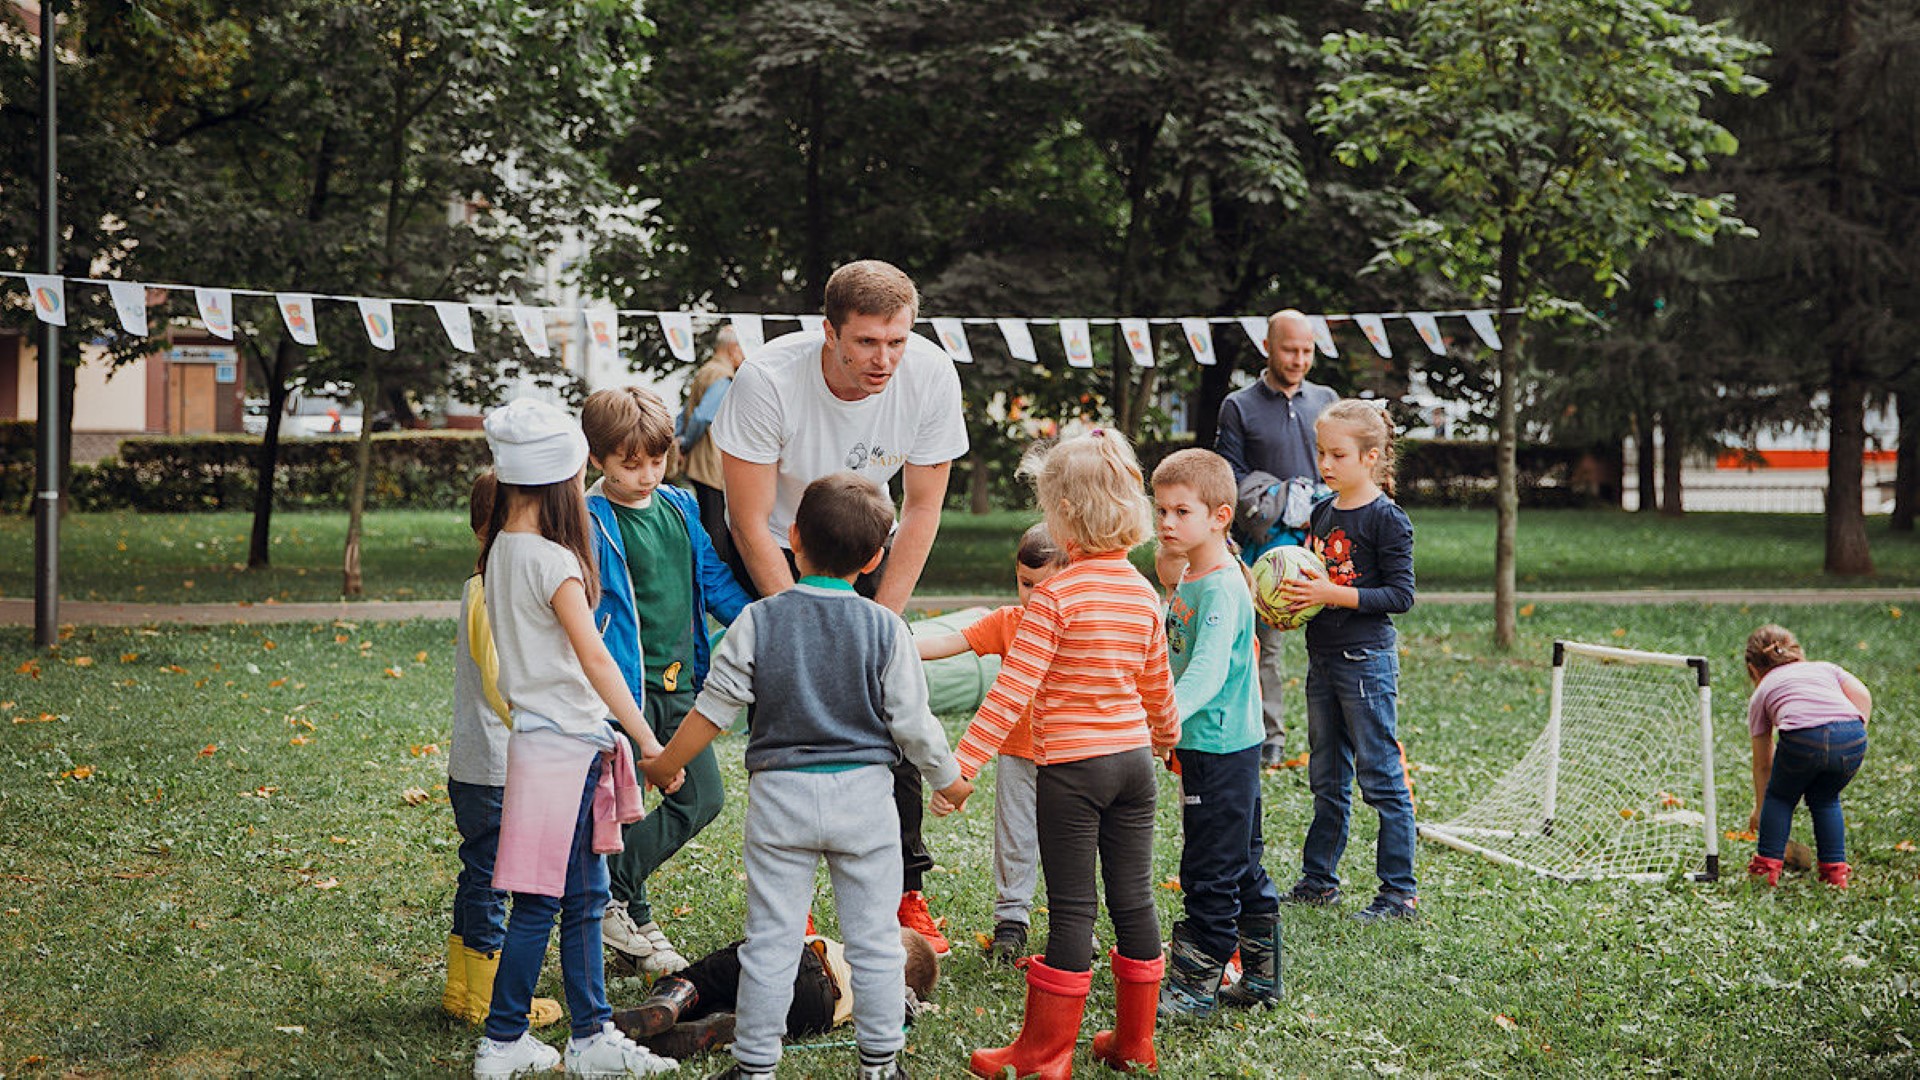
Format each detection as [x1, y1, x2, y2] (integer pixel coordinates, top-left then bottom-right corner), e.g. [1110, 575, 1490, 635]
[1279, 881, 1340, 906]
[1260, 741, 1288, 769]
[986, 920, 1028, 965]
[1352, 894, 1418, 923]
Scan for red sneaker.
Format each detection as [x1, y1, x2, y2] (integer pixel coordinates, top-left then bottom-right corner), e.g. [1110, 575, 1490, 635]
[898, 890, 952, 957]
[805, 911, 816, 936]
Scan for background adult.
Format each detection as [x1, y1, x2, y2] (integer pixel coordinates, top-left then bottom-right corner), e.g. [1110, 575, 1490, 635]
[1215, 309, 1339, 767]
[677, 326, 747, 565]
[709, 259, 970, 954]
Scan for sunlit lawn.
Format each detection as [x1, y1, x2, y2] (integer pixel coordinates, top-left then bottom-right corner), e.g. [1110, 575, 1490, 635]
[2, 601, 1915, 1076]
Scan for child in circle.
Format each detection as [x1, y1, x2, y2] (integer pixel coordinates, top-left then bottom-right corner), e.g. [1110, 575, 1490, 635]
[1743, 624, 1871, 888]
[915, 522, 1069, 964]
[1278, 399, 1419, 922]
[950, 430, 1181, 1077]
[443, 470, 561, 1028]
[471, 398, 680, 1079]
[1150, 448, 1282, 1016]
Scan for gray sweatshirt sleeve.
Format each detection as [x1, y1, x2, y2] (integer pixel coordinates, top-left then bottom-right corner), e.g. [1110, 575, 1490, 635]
[692, 605, 757, 732]
[880, 617, 962, 790]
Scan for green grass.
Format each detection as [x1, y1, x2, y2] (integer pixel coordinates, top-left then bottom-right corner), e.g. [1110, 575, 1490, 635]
[3, 603, 1915, 1076]
[3, 507, 1918, 605]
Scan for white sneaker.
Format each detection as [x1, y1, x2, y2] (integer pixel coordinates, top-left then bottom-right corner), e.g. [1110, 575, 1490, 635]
[565, 1021, 677, 1077]
[637, 921, 688, 974]
[604, 905, 689, 974]
[474, 1032, 561, 1078]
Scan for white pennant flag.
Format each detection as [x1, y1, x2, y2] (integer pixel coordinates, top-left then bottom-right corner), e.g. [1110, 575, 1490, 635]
[729, 313, 764, 355]
[433, 301, 475, 353]
[1119, 319, 1154, 367]
[24, 274, 65, 326]
[1059, 318, 1094, 369]
[1239, 315, 1269, 356]
[586, 308, 619, 355]
[1466, 310, 1503, 350]
[1179, 318, 1216, 366]
[277, 293, 318, 346]
[511, 304, 550, 357]
[930, 318, 973, 364]
[996, 318, 1037, 363]
[1409, 312, 1445, 355]
[1308, 314, 1338, 358]
[107, 281, 147, 336]
[658, 312, 696, 362]
[195, 287, 234, 339]
[357, 298, 396, 351]
[1354, 314, 1392, 358]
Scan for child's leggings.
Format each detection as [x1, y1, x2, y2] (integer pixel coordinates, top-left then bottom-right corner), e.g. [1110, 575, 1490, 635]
[1759, 719, 1867, 864]
[1035, 748, 1161, 972]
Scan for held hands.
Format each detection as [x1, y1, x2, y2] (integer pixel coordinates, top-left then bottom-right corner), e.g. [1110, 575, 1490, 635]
[638, 748, 685, 795]
[931, 776, 974, 817]
[1278, 564, 1338, 612]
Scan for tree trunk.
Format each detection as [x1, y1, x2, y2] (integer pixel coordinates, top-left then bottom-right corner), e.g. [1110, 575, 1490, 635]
[1658, 415, 1685, 517]
[968, 447, 991, 515]
[1893, 388, 1916, 533]
[1491, 227, 1522, 650]
[1634, 408, 1658, 512]
[1823, 0, 1873, 575]
[342, 367, 378, 597]
[247, 335, 297, 569]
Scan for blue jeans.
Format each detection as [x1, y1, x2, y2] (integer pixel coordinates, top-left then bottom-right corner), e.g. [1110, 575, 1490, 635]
[486, 758, 610, 1041]
[449, 780, 508, 954]
[1302, 645, 1417, 899]
[1177, 744, 1281, 961]
[1759, 719, 1867, 865]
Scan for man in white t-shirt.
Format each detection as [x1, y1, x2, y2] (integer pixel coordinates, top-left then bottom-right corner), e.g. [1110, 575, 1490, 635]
[710, 258, 970, 956]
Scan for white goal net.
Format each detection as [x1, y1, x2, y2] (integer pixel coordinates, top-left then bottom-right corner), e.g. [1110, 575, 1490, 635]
[1419, 640, 1720, 882]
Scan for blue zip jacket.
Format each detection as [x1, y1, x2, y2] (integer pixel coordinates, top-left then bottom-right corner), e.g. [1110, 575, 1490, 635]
[587, 478, 752, 701]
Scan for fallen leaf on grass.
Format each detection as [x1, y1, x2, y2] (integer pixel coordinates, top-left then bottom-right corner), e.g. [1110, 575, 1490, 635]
[1519, 604, 1535, 617]
[673, 905, 692, 917]
[268, 678, 287, 688]
[1494, 1014, 1518, 1032]
[70, 656, 94, 667]
[1160, 877, 1183, 892]
[1658, 791, 1686, 809]
[164, 664, 189, 675]
[976, 932, 994, 949]
[410, 743, 440, 757]
[1611, 627, 1626, 638]
[13, 713, 57, 725]
[60, 765, 96, 780]
[262, 640, 277, 651]
[275, 1025, 305, 1034]
[1283, 752, 1310, 768]
[239, 786, 279, 799]
[1890, 606, 1903, 619]
[289, 735, 311, 746]
[16, 659, 40, 678]
[0, 700, 12, 710]
[329, 836, 351, 845]
[400, 787, 431, 806]
[1725, 829, 1758, 842]
[384, 667, 404, 679]
[310, 877, 339, 890]
[119, 653, 138, 663]
[415, 651, 429, 663]
[1895, 840, 1916, 853]
[334, 634, 350, 644]
[198, 744, 219, 757]
[1619, 808, 1638, 820]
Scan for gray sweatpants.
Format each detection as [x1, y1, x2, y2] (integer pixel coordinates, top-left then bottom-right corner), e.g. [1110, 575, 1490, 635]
[1256, 619, 1289, 745]
[733, 766, 906, 1071]
[992, 754, 1040, 926]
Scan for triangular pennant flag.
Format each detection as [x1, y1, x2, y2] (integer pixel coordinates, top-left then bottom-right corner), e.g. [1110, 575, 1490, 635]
[930, 318, 973, 364]
[433, 301, 475, 353]
[195, 287, 234, 340]
[511, 304, 550, 357]
[1354, 314, 1392, 358]
[658, 312, 695, 362]
[1466, 310, 1503, 350]
[277, 293, 318, 346]
[1409, 312, 1445, 355]
[1119, 319, 1154, 367]
[730, 313, 764, 355]
[1059, 318, 1094, 368]
[586, 308, 619, 354]
[357, 298, 396, 351]
[107, 281, 147, 336]
[1240, 315, 1269, 356]
[1308, 315, 1338, 358]
[25, 274, 66, 326]
[996, 318, 1037, 363]
[1179, 318, 1216, 366]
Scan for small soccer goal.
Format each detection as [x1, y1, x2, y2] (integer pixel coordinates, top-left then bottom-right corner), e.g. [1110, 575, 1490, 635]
[1419, 640, 1720, 882]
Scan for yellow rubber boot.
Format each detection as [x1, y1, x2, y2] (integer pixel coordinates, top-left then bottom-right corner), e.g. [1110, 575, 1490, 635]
[442, 935, 468, 1019]
[463, 946, 564, 1028]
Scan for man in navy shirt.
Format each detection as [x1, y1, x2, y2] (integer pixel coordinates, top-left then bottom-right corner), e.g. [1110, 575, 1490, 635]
[1215, 309, 1339, 767]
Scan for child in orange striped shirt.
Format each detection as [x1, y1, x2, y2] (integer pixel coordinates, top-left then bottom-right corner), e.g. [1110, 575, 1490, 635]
[944, 430, 1181, 1077]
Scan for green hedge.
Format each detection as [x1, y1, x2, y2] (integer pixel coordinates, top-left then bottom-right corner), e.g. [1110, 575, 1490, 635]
[66, 432, 491, 512]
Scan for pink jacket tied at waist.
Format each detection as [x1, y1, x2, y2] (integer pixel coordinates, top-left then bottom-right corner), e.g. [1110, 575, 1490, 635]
[494, 721, 645, 897]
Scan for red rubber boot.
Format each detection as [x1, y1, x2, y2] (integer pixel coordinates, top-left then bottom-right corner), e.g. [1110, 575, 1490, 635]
[970, 959, 1091, 1080]
[1092, 949, 1163, 1072]
[1747, 854, 1784, 886]
[1816, 861, 1852, 889]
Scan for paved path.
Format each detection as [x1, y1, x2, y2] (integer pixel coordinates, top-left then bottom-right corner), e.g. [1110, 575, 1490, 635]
[3, 588, 1915, 628]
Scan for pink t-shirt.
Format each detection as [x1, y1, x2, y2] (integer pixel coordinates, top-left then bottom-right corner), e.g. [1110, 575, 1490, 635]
[1747, 661, 1866, 738]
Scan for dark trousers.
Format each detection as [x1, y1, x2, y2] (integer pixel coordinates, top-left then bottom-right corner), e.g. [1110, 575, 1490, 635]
[677, 938, 838, 1039]
[1176, 745, 1281, 961]
[691, 480, 732, 567]
[1035, 748, 1161, 973]
[609, 687, 725, 924]
[722, 535, 923, 893]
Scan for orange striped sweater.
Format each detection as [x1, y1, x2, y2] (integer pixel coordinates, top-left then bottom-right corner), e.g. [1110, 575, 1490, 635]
[955, 551, 1180, 777]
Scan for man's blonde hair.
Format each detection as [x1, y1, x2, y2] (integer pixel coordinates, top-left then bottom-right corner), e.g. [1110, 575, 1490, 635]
[581, 386, 676, 463]
[1027, 431, 1152, 556]
[823, 260, 919, 329]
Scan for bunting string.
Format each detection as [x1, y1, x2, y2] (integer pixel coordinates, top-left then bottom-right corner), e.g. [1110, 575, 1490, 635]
[1, 269, 1516, 365]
